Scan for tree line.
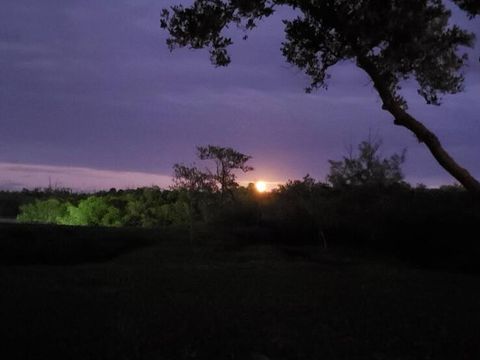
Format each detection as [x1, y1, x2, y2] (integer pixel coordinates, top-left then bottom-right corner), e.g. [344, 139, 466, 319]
[12, 140, 406, 226]
[7, 142, 480, 269]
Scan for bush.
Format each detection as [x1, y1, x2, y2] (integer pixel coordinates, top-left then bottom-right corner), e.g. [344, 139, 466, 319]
[17, 199, 68, 224]
[59, 197, 122, 227]
[327, 138, 406, 188]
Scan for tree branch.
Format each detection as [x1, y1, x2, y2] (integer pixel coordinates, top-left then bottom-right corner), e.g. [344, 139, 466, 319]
[356, 55, 480, 193]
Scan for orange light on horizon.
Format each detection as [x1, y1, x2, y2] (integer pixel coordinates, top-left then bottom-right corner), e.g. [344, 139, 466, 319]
[255, 181, 267, 193]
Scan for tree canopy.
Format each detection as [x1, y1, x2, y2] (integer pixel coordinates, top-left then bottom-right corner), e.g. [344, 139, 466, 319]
[172, 145, 253, 197]
[327, 138, 406, 188]
[172, 163, 218, 193]
[454, 0, 480, 17]
[161, 0, 480, 193]
[197, 145, 253, 195]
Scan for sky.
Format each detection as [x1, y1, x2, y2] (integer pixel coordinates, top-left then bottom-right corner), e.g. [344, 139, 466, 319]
[1, 0, 479, 191]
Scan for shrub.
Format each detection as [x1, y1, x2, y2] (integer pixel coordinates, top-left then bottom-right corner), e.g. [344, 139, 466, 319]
[59, 197, 122, 227]
[17, 199, 68, 224]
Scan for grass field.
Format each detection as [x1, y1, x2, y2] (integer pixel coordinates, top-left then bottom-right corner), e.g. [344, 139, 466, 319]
[1, 223, 479, 359]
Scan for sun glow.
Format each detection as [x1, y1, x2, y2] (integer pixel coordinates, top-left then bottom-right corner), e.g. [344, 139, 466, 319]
[255, 181, 267, 193]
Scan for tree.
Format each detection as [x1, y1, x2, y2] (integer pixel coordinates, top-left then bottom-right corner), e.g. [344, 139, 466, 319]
[453, 0, 480, 18]
[327, 137, 406, 188]
[171, 145, 253, 233]
[59, 197, 122, 227]
[171, 163, 217, 231]
[160, 0, 480, 193]
[17, 198, 68, 224]
[172, 145, 253, 211]
[196, 145, 253, 197]
[172, 163, 218, 193]
[172, 146, 254, 196]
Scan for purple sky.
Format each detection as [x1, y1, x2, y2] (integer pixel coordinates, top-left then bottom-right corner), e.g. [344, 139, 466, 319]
[1, 0, 479, 191]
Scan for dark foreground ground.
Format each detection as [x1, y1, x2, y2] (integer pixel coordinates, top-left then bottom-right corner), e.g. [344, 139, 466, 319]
[1, 223, 479, 360]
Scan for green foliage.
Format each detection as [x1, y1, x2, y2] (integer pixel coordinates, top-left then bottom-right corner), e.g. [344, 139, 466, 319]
[17, 198, 68, 224]
[159, 199, 190, 225]
[122, 187, 166, 227]
[10, 178, 480, 271]
[59, 197, 122, 227]
[15, 188, 194, 228]
[104, 188, 190, 227]
[327, 138, 406, 188]
[1, 188, 81, 219]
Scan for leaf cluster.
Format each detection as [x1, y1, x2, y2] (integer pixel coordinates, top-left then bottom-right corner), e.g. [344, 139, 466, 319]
[172, 145, 253, 195]
[327, 137, 406, 188]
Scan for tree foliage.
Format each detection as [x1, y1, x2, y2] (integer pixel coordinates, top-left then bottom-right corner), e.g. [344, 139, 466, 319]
[59, 197, 122, 227]
[16, 189, 192, 228]
[17, 199, 68, 224]
[453, 0, 480, 18]
[327, 138, 406, 188]
[172, 163, 218, 193]
[197, 145, 253, 195]
[161, 0, 474, 105]
[172, 145, 253, 195]
[171, 145, 254, 231]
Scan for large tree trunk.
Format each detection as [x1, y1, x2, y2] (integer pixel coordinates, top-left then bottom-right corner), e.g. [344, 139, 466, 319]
[357, 55, 480, 193]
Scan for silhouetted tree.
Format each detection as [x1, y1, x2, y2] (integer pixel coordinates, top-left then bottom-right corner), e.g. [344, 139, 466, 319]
[275, 174, 330, 247]
[327, 138, 406, 188]
[172, 163, 217, 238]
[196, 145, 253, 197]
[453, 0, 480, 17]
[161, 0, 480, 193]
[171, 145, 254, 233]
[172, 163, 218, 193]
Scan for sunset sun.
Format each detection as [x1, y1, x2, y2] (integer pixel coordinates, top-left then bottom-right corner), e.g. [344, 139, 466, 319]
[255, 181, 267, 193]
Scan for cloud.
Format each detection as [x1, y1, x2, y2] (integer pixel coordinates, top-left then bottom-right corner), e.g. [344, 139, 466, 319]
[0, 163, 172, 191]
[0, 181, 27, 191]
